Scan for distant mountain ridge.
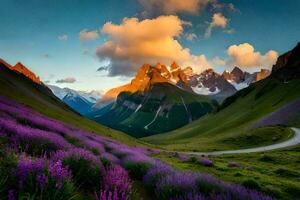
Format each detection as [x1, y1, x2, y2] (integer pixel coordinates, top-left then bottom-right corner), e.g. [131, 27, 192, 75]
[95, 62, 271, 108]
[48, 85, 102, 114]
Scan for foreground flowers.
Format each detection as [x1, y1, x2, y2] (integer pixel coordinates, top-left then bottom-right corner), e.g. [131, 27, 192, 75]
[0, 96, 273, 200]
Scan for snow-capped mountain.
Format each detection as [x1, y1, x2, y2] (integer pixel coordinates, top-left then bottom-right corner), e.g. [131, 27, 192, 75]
[189, 69, 237, 101]
[48, 85, 102, 114]
[94, 63, 271, 108]
[48, 85, 102, 103]
[222, 67, 271, 90]
[62, 90, 93, 115]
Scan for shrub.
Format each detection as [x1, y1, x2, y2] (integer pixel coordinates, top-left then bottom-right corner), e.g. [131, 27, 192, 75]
[100, 152, 120, 166]
[52, 148, 104, 191]
[200, 159, 213, 167]
[228, 162, 240, 168]
[242, 179, 261, 190]
[99, 165, 132, 199]
[122, 154, 154, 180]
[143, 161, 175, 190]
[155, 172, 199, 200]
[259, 154, 275, 162]
[195, 174, 222, 196]
[274, 167, 299, 177]
[13, 156, 77, 200]
[188, 156, 198, 163]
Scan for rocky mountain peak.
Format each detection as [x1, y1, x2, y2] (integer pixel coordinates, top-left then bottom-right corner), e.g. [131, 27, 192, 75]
[13, 62, 41, 84]
[170, 61, 180, 72]
[272, 42, 300, 81]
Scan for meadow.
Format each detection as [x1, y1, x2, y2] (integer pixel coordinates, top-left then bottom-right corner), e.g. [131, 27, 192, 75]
[0, 96, 273, 200]
[143, 78, 300, 151]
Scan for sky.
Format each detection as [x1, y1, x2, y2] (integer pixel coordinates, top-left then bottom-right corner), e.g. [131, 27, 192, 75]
[0, 0, 299, 92]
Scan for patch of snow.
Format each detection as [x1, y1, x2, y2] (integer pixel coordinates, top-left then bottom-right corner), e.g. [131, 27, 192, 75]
[144, 106, 162, 130]
[231, 82, 249, 90]
[192, 83, 220, 95]
[134, 104, 142, 113]
[180, 96, 192, 122]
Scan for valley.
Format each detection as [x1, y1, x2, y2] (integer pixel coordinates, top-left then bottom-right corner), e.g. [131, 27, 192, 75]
[1, 1, 300, 198]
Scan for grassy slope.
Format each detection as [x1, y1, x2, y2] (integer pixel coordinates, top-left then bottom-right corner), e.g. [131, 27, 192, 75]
[143, 78, 300, 151]
[0, 65, 144, 146]
[155, 142, 300, 200]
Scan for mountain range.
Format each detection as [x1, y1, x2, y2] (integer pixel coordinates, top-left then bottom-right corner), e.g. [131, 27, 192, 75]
[143, 42, 300, 151]
[95, 63, 270, 109]
[48, 85, 102, 114]
[88, 61, 271, 137]
[87, 63, 218, 137]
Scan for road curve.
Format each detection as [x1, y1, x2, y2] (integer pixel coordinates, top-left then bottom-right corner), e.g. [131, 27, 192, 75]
[178, 128, 300, 156]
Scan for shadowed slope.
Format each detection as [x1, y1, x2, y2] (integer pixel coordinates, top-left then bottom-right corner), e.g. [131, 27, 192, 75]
[0, 60, 142, 146]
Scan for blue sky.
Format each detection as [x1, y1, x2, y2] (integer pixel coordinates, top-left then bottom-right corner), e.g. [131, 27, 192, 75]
[0, 0, 299, 92]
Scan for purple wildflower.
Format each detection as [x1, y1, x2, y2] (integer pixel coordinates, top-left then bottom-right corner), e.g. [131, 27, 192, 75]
[228, 162, 239, 168]
[102, 165, 132, 198]
[200, 159, 213, 167]
[48, 160, 71, 190]
[36, 174, 48, 189]
[7, 190, 16, 200]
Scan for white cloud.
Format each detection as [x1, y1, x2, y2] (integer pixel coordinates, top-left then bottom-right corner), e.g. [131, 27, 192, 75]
[226, 43, 278, 69]
[56, 77, 76, 83]
[185, 33, 197, 41]
[58, 34, 68, 41]
[96, 15, 211, 76]
[205, 13, 228, 38]
[212, 56, 226, 66]
[79, 29, 99, 41]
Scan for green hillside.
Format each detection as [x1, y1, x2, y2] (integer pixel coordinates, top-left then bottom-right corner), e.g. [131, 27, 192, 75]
[0, 64, 143, 146]
[89, 83, 217, 138]
[143, 77, 300, 151]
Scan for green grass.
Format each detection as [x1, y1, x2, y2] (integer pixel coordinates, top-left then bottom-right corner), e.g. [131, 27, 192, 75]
[143, 78, 300, 151]
[154, 143, 300, 200]
[0, 65, 147, 147]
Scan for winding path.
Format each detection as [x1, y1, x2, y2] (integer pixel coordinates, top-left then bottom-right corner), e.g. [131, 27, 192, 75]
[178, 128, 300, 156]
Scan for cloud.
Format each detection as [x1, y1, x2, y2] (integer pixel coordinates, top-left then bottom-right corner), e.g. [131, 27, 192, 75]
[56, 77, 76, 83]
[212, 56, 225, 66]
[58, 34, 68, 41]
[96, 15, 211, 76]
[138, 0, 211, 16]
[205, 13, 228, 38]
[185, 33, 197, 41]
[79, 29, 99, 41]
[226, 43, 278, 69]
[97, 65, 109, 72]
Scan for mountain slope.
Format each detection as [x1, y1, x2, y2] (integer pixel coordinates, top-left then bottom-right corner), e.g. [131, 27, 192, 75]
[0, 59, 142, 146]
[143, 43, 300, 151]
[62, 91, 93, 114]
[88, 82, 217, 138]
[48, 85, 98, 114]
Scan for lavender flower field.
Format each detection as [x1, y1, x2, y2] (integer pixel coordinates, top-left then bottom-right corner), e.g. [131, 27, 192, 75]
[0, 96, 273, 200]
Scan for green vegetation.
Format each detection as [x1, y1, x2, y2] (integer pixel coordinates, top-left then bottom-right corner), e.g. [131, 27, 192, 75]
[91, 83, 217, 138]
[0, 65, 145, 146]
[143, 78, 300, 151]
[154, 143, 300, 200]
